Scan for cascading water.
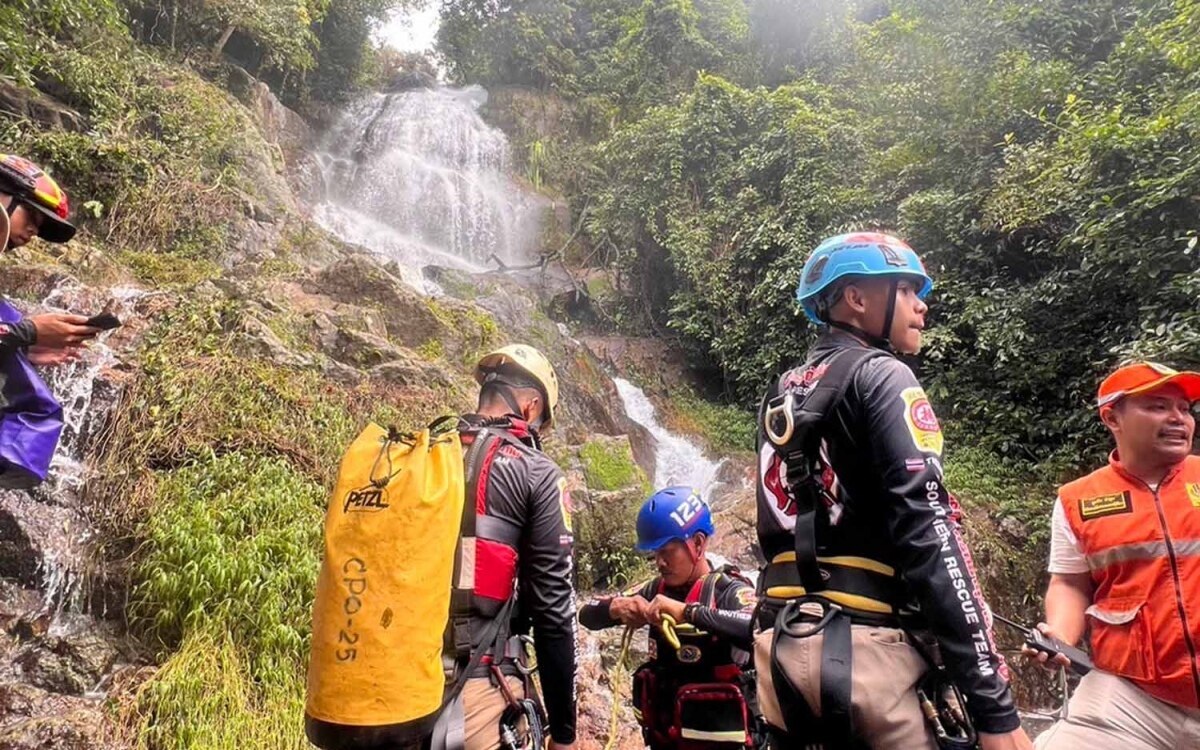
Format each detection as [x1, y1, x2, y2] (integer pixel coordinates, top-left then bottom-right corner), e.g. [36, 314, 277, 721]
[312, 85, 546, 285]
[613, 378, 724, 500]
[0, 284, 141, 622]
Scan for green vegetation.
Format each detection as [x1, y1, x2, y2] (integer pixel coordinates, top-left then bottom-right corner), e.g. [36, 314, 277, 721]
[128, 452, 322, 749]
[661, 385, 757, 454]
[574, 485, 650, 591]
[129, 626, 307, 749]
[439, 0, 1200, 476]
[575, 437, 652, 590]
[579, 437, 644, 491]
[85, 297, 461, 744]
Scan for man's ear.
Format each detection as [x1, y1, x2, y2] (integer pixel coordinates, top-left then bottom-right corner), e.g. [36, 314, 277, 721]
[1100, 404, 1120, 432]
[842, 282, 868, 314]
[524, 394, 543, 424]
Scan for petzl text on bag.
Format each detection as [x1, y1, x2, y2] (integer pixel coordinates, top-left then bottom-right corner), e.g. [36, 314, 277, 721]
[306, 417, 464, 744]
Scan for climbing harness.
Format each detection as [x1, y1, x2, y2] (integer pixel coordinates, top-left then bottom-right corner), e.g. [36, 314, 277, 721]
[495, 645, 547, 750]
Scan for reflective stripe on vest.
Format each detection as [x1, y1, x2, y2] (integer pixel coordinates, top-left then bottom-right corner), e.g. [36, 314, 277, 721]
[1085, 538, 1200, 571]
[1059, 454, 1200, 709]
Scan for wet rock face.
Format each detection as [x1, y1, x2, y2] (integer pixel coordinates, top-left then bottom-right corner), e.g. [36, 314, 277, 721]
[0, 686, 124, 749]
[13, 620, 125, 695]
[574, 625, 647, 750]
[0, 495, 64, 589]
[0, 601, 135, 750]
[308, 255, 448, 350]
[424, 265, 656, 468]
[0, 279, 143, 749]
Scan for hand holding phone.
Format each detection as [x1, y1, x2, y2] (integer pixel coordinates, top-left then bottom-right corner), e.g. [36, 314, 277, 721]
[84, 312, 122, 330]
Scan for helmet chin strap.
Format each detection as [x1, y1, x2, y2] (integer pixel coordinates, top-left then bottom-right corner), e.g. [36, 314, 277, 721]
[683, 533, 707, 583]
[827, 278, 900, 352]
[879, 278, 900, 344]
[495, 383, 526, 418]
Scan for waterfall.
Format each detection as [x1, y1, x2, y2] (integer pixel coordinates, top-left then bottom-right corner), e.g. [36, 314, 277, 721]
[312, 85, 546, 286]
[0, 284, 142, 622]
[613, 378, 724, 500]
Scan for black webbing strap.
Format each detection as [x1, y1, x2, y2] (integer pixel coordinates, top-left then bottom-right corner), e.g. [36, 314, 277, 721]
[451, 429, 493, 662]
[770, 606, 870, 750]
[452, 425, 530, 661]
[769, 346, 888, 750]
[770, 615, 820, 749]
[819, 611, 861, 750]
[431, 597, 518, 750]
[784, 347, 888, 595]
[699, 571, 723, 609]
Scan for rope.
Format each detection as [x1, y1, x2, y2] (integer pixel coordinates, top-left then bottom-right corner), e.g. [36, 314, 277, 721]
[603, 626, 636, 750]
[659, 614, 700, 652]
[602, 616, 705, 750]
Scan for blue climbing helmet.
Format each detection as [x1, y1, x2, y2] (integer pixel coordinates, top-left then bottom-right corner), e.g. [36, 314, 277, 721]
[635, 486, 715, 553]
[796, 232, 933, 325]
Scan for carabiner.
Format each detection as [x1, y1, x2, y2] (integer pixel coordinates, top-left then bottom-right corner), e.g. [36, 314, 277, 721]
[516, 635, 538, 676]
[777, 598, 841, 639]
[764, 392, 796, 447]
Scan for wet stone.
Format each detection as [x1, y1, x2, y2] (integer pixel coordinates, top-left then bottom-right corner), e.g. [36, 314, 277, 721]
[13, 620, 125, 696]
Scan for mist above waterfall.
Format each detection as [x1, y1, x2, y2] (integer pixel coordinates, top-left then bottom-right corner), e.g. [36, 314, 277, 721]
[312, 85, 546, 285]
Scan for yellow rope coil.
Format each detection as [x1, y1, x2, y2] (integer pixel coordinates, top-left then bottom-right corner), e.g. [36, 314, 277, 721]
[603, 626, 636, 750]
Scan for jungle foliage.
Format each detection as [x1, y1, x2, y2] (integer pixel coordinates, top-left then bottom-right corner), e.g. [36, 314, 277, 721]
[439, 0, 1200, 473]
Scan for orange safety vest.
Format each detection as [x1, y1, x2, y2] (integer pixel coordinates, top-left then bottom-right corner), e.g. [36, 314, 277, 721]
[1059, 453, 1200, 708]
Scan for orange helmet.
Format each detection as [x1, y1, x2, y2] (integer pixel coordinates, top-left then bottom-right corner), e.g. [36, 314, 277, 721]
[0, 154, 76, 243]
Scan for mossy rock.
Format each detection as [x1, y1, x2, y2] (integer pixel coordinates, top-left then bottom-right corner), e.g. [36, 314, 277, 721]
[578, 435, 647, 493]
[574, 485, 650, 592]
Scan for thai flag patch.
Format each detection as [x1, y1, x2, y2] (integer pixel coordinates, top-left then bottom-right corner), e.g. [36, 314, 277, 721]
[905, 458, 925, 473]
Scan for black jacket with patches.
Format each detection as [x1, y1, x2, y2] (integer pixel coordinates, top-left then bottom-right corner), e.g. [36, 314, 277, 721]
[755, 331, 1020, 735]
[462, 414, 577, 744]
[579, 565, 756, 659]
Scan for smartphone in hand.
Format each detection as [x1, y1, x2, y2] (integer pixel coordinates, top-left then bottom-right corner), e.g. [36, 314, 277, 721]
[84, 312, 122, 330]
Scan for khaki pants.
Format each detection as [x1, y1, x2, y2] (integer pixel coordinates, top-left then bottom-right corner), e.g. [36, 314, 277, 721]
[754, 625, 937, 750]
[463, 675, 526, 750]
[1035, 670, 1200, 750]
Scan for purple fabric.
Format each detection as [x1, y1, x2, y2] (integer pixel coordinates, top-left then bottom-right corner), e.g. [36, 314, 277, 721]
[0, 299, 64, 488]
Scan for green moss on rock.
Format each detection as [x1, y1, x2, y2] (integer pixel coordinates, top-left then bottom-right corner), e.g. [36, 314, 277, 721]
[579, 436, 645, 492]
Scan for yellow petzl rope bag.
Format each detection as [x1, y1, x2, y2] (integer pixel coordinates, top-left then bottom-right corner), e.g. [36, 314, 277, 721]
[306, 416, 464, 748]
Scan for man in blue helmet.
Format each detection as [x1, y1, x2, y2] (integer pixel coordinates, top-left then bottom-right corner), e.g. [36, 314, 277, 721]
[580, 487, 760, 750]
[753, 232, 1031, 750]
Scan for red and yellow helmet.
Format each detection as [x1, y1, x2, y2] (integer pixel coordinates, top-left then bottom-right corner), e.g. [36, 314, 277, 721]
[0, 154, 76, 243]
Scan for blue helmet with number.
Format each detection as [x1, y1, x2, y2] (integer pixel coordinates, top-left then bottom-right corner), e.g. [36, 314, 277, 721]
[797, 232, 933, 325]
[635, 486, 715, 553]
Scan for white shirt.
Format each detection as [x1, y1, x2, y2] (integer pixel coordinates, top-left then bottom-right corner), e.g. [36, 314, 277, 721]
[1047, 483, 1159, 575]
[1047, 498, 1089, 574]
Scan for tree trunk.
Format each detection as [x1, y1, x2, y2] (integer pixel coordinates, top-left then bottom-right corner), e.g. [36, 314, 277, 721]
[213, 23, 235, 59]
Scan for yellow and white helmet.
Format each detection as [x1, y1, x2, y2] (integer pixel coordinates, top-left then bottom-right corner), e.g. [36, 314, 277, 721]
[474, 344, 560, 427]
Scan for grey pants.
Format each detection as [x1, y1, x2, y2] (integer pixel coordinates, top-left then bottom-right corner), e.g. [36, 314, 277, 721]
[1036, 670, 1200, 750]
